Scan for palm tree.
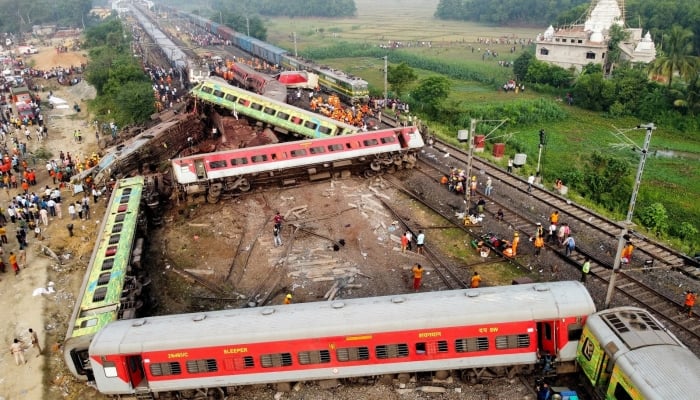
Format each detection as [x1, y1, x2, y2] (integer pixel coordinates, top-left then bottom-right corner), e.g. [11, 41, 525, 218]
[650, 25, 698, 87]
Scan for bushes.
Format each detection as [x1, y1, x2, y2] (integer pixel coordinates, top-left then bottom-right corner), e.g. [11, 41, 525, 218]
[432, 98, 568, 127]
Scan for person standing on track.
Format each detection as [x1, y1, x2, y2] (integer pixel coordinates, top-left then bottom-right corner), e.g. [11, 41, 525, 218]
[683, 290, 697, 317]
[581, 257, 590, 283]
[411, 263, 423, 291]
[416, 230, 425, 255]
[563, 234, 575, 256]
[470, 271, 482, 288]
[534, 234, 544, 257]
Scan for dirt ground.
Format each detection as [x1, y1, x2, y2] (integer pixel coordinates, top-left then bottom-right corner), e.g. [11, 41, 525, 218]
[0, 45, 100, 400]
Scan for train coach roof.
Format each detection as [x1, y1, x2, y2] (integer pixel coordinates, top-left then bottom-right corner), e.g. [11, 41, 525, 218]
[90, 282, 594, 355]
[616, 345, 700, 399]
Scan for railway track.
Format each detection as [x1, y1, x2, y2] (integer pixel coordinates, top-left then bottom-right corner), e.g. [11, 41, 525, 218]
[413, 139, 700, 350]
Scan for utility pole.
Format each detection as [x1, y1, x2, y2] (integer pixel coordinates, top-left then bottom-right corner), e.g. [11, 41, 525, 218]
[604, 123, 655, 308]
[293, 32, 297, 57]
[383, 56, 388, 106]
[246, 17, 250, 37]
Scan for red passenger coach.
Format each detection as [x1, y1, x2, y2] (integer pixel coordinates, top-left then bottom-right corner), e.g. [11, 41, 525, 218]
[88, 282, 595, 396]
[171, 126, 423, 201]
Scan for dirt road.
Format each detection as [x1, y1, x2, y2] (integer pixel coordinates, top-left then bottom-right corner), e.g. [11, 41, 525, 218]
[0, 45, 100, 400]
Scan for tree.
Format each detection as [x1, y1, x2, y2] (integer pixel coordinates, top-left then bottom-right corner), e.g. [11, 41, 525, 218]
[650, 25, 698, 87]
[605, 24, 631, 75]
[639, 202, 669, 236]
[513, 52, 533, 82]
[410, 76, 452, 117]
[387, 62, 417, 98]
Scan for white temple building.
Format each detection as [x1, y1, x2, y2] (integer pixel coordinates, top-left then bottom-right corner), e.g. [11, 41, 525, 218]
[535, 0, 656, 72]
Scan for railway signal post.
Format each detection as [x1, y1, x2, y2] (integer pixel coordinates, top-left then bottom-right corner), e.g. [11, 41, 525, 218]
[604, 123, 655, 308]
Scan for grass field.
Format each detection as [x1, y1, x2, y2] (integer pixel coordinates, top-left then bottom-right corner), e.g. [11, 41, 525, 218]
[258, 0, 700, 251]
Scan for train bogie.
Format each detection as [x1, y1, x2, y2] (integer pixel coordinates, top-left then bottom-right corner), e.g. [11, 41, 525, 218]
[89, 282, 595, 396]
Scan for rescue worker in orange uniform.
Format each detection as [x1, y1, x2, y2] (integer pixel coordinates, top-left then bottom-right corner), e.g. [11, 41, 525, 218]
[470, 271, 481, 288]
[683, 290, 697, 317]
[411, 263, 423, 291]
[511, 232, 520, 256]
[621, 242, 634, 265]
[283, 293, 292, 305]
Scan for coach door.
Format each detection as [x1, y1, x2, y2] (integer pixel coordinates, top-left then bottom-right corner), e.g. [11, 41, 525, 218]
[127, 355, 147, 389]
[537, 321, 556, 359]
[195, 159, 207, 180]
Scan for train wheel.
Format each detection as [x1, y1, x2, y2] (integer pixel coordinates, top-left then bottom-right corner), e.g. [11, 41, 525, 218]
[364, 169, 377, 178]
[238, 179, 251, 192]
[206, 193, 220, 204]
[370, 160, 382, 171]
[393, 154, 403, 166]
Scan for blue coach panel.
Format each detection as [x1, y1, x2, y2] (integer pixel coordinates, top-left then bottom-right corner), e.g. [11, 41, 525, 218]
[237, 35, 253, 53]
[210, 22, 219, 35]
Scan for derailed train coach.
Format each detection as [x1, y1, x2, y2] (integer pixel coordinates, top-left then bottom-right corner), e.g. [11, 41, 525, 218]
[88, 282, 595, 396]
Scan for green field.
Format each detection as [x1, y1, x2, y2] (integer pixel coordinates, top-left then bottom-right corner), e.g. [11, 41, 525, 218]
[258, 0, 700, 251]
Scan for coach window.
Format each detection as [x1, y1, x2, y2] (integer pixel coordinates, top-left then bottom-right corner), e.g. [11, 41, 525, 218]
[336, 346, 370, 362]
[201, 86, 213, 94]
[298, 350, 331, 365]
[380, 136, 396, 144]
[495, 334, 530, 350]
[97, 272, 111, 286]
[150, 362, 182, 376]
[277, 112, 289, 120]
[208, 160, 227, 169]
[363, 138, 379, 147]
[93, 287, 108, 302]
[231, 157, 248, 166]
[238, 98, 250, 107]
[186, 359, 218, 374]
[328, 144, 344, 152]
[310, 146, 325, 154]
[112, 223, 123, 234]
[290, 149, 307, 157]
[101, 258, 114, 271]
[250, 102, 263, 111]
[455, 337, 489, 352]
[304, 121, 318, 130]
[415, 340, 448, 355]
[251, 154, 268, 163]
[318, 126, 332, 135]
[115, 214, 126, 222]
[260, 353, 293, 368]
[375, 343, 409, 359]
[213, 90, 224, 98]
[568, 323, 583, 341]
[613, 384, 634, 400]
[108, 234, 120, 245]
[263, 107, 276, 116]
[103, 361, 118, 378]
[223, 356, 255, 371]
[224, 93, 238, 102]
